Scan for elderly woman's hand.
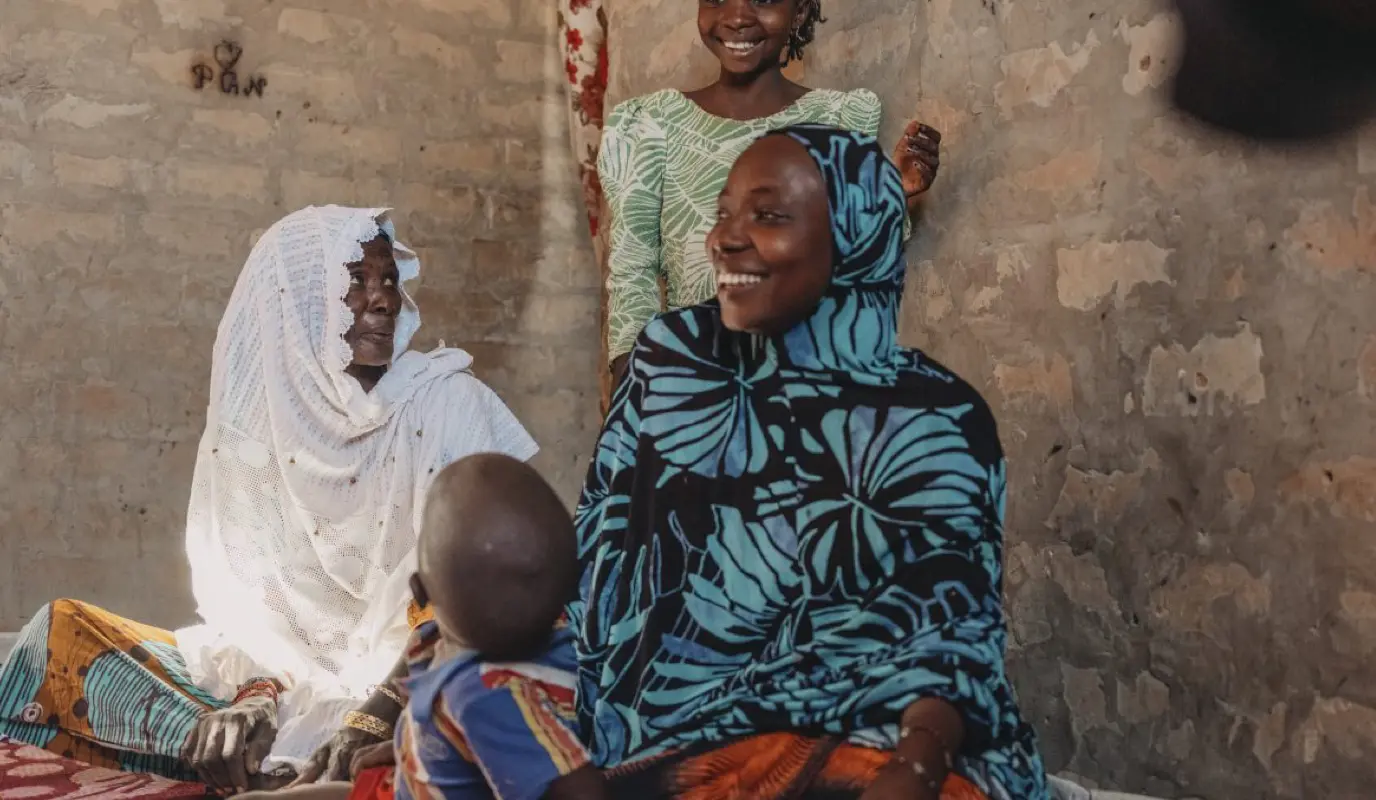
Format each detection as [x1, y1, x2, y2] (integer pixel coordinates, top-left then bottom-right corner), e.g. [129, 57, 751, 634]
[290, 726, 386, 785]
[292, 662, 408, 785]
[181, 695, 279, 794]
[348, 740, 396, 779]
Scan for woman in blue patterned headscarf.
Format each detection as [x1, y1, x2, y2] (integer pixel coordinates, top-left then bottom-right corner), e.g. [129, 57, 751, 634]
[569, 124, 1047, 800]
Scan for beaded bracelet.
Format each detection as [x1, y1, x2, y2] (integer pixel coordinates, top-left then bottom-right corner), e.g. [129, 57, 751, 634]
[233, 677, 283, 706]
[892, 722, 956, 795]
[891, 752, 941, 794]
[344, 710, 394, 740]
[899, 723, 955, 771]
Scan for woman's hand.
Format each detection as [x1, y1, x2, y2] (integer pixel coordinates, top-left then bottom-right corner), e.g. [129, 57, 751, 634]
[181, 695, 279, 794]
[862, 698, 964, 800]
[859, 761, 939, 800]
[349, 740, 396, 779]
[290, 726, 386, 785]
[892, 121, 942, 215]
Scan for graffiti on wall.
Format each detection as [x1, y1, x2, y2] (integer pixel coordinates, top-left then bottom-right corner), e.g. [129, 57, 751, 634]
[192, 40, 267, 97]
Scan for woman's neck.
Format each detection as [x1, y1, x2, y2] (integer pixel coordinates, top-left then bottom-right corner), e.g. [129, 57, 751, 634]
[695, 65, 808, 120]
[346, 363, 387, 394]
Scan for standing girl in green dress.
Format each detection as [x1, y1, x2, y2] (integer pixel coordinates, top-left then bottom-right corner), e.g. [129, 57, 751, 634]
[600, 0, 941, 386]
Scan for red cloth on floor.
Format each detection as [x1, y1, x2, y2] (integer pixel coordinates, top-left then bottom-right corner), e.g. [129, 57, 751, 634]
[0, 738, 207, 799]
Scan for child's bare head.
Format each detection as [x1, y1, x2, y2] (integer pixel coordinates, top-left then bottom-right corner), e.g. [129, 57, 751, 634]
[415, 453, 576, 661]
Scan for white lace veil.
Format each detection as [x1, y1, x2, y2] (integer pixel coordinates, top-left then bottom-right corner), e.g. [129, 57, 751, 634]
[175, 206, 537, 764]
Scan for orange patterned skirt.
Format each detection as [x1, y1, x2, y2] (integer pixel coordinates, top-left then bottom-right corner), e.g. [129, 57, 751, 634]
[605, 733, 988, 800]
[0, 599, 438, 783]
[0, 600, 224, 780]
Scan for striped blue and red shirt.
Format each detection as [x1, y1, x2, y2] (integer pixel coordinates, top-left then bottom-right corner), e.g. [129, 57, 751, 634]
[392, 622, 587, 800]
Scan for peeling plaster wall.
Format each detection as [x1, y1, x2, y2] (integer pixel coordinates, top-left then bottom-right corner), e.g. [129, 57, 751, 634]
[0, 0, 601, 629]
[604, 0, 1375, 797]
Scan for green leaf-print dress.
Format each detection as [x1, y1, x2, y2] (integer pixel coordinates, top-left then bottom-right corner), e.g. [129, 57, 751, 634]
[598, 88, 887, 363]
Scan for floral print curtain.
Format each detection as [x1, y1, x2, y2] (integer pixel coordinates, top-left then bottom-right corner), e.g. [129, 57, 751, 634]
[559, 0, 607, 240]
[557, 0, 613, 409]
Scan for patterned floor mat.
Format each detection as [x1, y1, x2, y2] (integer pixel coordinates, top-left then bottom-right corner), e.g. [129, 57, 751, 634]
[0, 738, 206, 799]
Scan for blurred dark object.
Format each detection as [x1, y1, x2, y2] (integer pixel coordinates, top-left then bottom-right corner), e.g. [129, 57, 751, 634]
[1171, 0, 1376, 141]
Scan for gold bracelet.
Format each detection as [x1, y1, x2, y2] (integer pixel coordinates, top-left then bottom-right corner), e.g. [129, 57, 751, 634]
[343, 710, 393, 740]
[373, 684, 404, 707]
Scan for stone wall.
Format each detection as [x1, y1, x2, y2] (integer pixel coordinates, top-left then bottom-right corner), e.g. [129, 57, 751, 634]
[0, 0, 601, 630]
[603, 0, 1375, 797]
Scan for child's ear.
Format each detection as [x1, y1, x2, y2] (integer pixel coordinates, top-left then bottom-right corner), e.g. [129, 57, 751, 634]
[409, 572, 430, 609]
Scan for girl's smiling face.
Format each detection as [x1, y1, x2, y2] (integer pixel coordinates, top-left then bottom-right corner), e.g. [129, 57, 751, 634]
[697, 0, 804, 76]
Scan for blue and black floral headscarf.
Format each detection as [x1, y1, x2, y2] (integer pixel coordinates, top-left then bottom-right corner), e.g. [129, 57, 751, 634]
[570, 125, 1048, 799]
[771, 123, 907, 381]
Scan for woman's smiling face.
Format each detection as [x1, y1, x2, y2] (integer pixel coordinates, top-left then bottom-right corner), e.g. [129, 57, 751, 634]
[708, 134, 833, 336]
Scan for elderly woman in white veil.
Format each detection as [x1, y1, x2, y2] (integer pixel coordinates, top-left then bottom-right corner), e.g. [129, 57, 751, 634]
[0, 206, 537, 793]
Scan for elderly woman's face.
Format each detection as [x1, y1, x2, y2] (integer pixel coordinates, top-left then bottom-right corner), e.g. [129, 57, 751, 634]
[344, 234, 402, 367]
[708, 135, 832, 335]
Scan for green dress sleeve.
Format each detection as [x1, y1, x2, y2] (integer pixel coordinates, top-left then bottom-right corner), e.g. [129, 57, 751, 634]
[838, 89, 913, 242]
[837, 88, 883, 139]
[599, 96, 668, 363]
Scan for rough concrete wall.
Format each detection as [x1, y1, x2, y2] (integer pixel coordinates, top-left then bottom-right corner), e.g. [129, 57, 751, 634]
[0, 0, 600, 630]
[608, 0, 1375, 797]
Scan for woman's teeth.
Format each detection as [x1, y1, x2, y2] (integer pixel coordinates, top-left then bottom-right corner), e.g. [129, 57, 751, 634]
[718, 273, 764, 287]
